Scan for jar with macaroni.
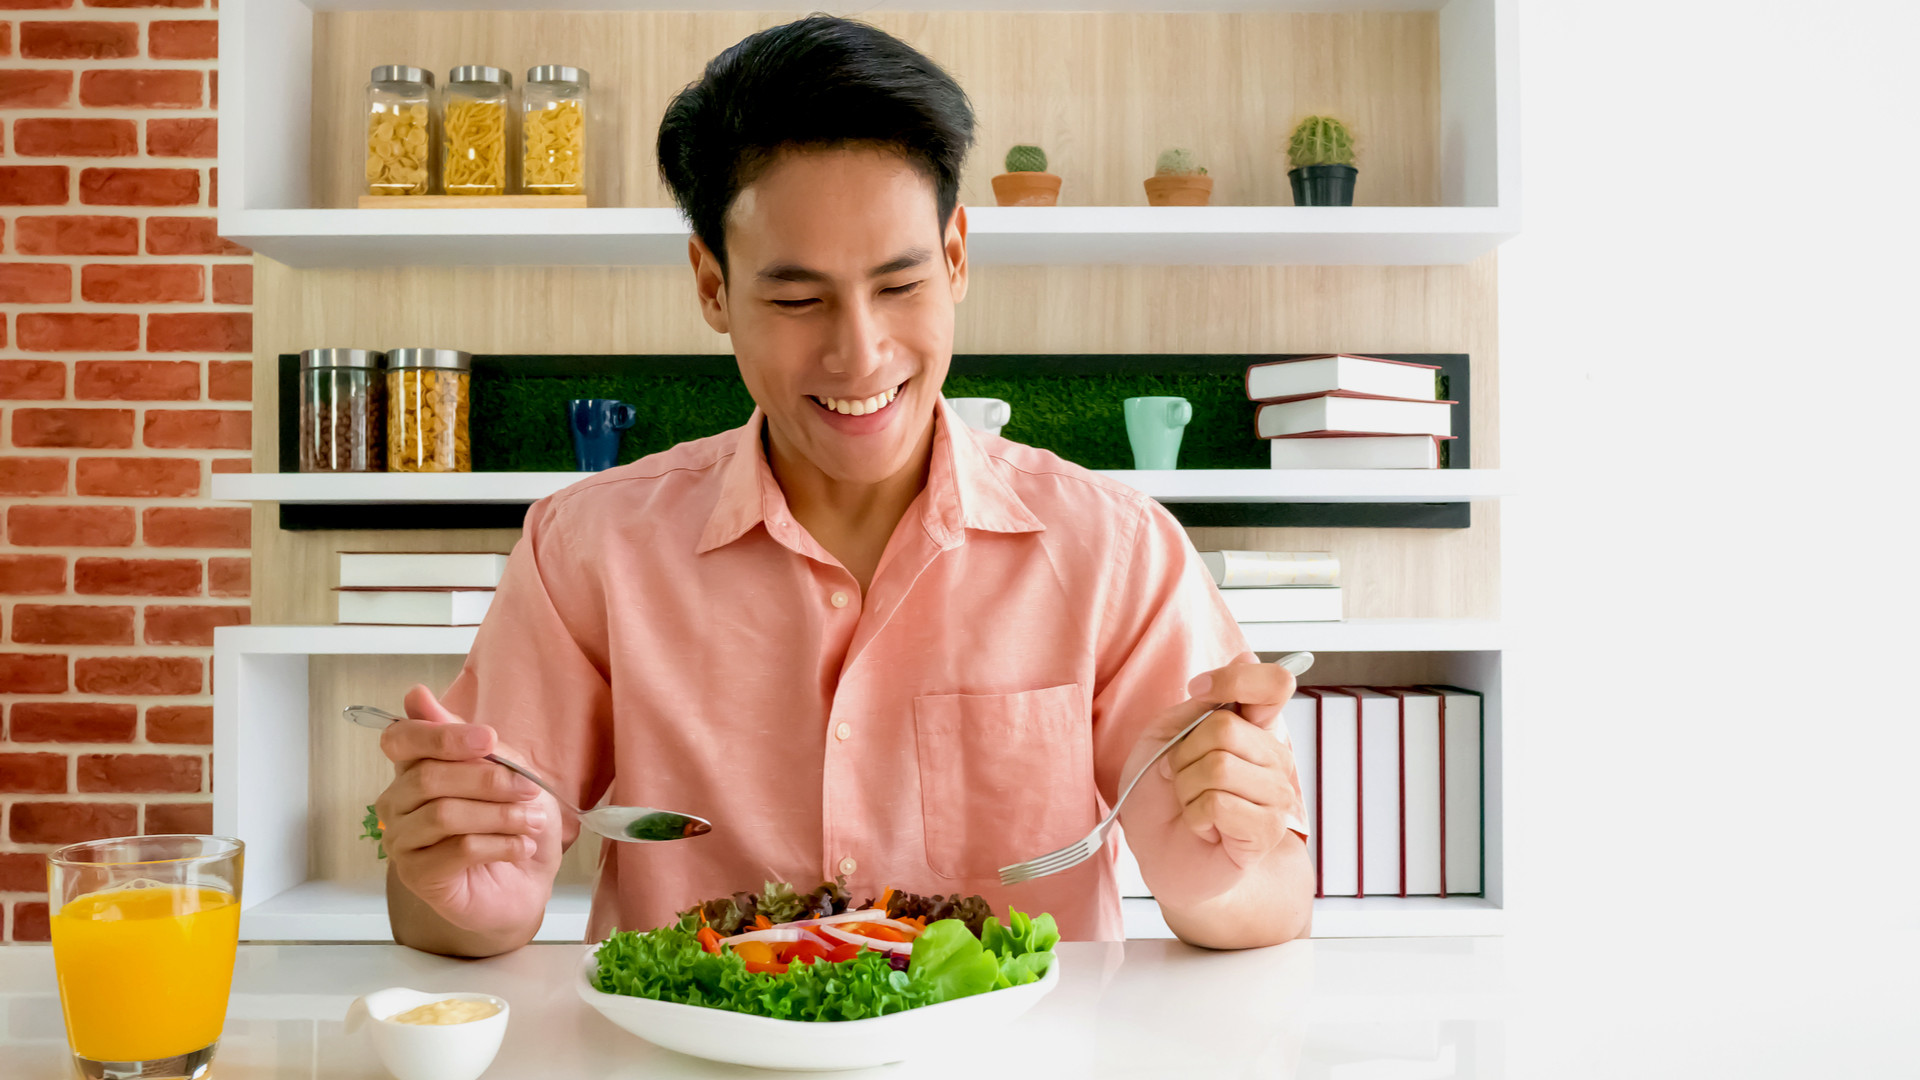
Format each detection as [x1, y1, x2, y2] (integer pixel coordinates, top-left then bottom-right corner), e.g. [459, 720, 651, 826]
[521, 65, 589, 198]
[443, 66, 512, 197]
[386, 349, 472, 473]
[364, 66, 435, 197]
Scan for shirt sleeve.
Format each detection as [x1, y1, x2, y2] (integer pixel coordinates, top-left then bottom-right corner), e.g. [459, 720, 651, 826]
[438, 494, 614, 850]
[1089, 497, 1307, 838]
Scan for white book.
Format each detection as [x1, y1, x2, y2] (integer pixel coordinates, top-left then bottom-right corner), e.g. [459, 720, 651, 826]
[1280, 694, 1319, 874]
[1199, 550, 1339, 588]
[1353, 688, 1401, 897]
[1302, 689, 1358, 897]
[336, 588, 494, 626]
[1245, 354, 1439, 403]
[1256, 394, 1454, 439]
[1269, 434, 1449, 470]
[338, 551, 510, 589]
[1424, 685, 1484, 895]
[1391, 689, 1444, 896]
[1218, 586, 1342, 623]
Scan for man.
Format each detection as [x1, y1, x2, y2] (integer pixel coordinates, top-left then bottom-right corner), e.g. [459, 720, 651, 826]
[373, 15, 1314, 958]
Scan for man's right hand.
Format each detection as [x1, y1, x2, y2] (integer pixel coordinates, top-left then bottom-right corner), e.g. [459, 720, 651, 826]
[373, 684, 563, 941]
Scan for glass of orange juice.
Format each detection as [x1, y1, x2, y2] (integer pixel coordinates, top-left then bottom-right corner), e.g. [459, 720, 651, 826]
[48, 835, 244, 1080]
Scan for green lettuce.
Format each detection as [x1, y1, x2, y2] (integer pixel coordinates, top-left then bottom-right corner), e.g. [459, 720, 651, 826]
[980, 910, 1060, 987]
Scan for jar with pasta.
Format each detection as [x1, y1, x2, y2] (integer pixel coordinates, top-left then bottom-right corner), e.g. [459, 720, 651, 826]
[522, 65, 589, 197]
[386, 348, 471, 473]
[299, 348, 386, 472]
[365, 66, 435, 197]
[443, 66, 512, 197]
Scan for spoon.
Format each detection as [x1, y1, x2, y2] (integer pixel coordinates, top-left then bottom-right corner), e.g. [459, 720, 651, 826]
[343, 705, 713, 844]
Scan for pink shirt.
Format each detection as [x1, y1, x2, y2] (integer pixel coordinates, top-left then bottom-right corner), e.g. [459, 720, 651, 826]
[441, 400, 1292, 941]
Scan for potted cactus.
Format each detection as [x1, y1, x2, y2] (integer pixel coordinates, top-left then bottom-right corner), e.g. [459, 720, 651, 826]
[1143, 148, 1212, 206]
[1287, 116, 1358, 206]
[991, 144, 1061, 206]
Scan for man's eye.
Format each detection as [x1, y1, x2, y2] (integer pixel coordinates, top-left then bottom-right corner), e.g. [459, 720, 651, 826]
[772, 298, 819, 309]
[883, 282, 920, 297]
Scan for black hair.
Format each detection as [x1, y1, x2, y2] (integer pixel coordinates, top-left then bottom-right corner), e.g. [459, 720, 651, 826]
[657, 15, 975, 274]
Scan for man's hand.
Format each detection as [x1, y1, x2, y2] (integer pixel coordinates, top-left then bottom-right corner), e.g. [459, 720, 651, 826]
[1156, 652, 1305, 870]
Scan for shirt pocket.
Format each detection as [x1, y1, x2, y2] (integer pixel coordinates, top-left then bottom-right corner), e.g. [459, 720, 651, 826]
[912, 683, 1096, 881]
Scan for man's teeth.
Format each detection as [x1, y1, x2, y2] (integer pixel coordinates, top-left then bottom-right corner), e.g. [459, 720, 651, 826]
[815, 384, 901, 416]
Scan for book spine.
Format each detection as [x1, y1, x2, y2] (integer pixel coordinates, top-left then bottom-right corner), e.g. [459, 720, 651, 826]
[1208, 551, 1339, 588]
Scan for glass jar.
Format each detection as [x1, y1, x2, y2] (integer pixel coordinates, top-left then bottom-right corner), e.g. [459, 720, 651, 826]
[298, 348, 386, 472]
[521, 65, 589, 197]
[443, 66, 511, 196]
[364, 66, 434, 197]
[386, 348, 471, 472]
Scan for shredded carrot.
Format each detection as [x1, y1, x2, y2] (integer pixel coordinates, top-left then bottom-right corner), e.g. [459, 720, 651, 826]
[754, 913, 772, 930]
[878, 886, 895, 912]
[902, 916, 926, 930]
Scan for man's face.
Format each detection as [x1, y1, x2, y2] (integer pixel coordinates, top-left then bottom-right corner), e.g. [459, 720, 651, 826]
[691, 146, 968, 485]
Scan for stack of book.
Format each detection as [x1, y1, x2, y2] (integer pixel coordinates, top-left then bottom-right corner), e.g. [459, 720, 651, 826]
[1247, 354, 1457, 469]
[334, 551, 509, 626]
[1201, 549, 1342, 622]
[1282, 686, 1483, 897]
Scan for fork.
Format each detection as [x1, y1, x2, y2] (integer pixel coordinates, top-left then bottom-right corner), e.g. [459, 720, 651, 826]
[998, 651, 1314, 887]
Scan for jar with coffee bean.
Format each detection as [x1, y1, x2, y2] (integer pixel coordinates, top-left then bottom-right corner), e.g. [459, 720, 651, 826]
[386, 348, 471, 472]
[298, 348, 386, 472]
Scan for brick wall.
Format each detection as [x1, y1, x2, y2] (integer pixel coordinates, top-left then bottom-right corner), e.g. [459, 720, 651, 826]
[1, 0, 249, 942]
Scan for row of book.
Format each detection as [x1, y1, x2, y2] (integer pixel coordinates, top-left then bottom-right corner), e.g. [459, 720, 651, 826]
[1248, 353, 1456, 469]
[334, 551, 505, 625]
[1283, 686, 1483, 897]
[1202, 549, 1342, 622]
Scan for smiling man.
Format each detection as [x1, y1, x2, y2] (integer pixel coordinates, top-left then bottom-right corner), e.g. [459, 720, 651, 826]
[373, 16, 1315, 957]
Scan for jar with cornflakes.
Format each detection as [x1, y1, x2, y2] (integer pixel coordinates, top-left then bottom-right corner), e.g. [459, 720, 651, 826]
[443, 66, 512, 197]
[299, 348, 386, 472]
[386, 348, 471, 473]
[365, 66, 435, 197]
[521, 65, 588, 198]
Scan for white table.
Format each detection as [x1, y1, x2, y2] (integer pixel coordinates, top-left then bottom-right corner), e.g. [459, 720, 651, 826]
[0, 938, 1505, 1078]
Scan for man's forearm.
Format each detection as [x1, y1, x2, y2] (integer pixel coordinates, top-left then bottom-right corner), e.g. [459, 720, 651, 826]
[386, 867, 545, 958]
[1149, 834, 1315, 950]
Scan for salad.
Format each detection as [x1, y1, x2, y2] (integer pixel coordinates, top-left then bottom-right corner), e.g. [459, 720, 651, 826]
[589, 881, 1060, 1022]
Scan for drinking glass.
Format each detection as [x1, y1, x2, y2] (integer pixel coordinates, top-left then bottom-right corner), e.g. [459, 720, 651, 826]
[48, 835, 245, 1080]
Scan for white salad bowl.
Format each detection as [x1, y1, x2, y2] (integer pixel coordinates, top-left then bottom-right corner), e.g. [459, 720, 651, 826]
[574, 945, 1060, 1071]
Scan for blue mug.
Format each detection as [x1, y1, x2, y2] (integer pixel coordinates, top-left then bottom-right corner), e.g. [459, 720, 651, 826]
[568, 399, 637, 471]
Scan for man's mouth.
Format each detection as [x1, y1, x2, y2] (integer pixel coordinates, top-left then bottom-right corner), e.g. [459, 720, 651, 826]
[810, 380, 905, 417]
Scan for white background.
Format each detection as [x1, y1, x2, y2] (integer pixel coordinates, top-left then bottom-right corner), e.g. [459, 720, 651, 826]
[1500, 0, 1918, 1073]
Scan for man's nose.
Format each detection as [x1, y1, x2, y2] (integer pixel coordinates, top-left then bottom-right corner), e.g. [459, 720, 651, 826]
[822, 295, 889, 379]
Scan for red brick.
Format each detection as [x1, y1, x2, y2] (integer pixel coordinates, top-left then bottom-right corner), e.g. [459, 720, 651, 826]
[13, 214, 137, 254]
[209, 68, 215, 106]
[206, 556, 247, 597]
[0, 752, 67, 793]
[74, 655, 201, 695]
[4, 0, 73, 8]
[142, 409, 247, 449]
[78, 68, 199, 108]
[144, 801, 210, 833]
[18, 19, 133, 57]
[1, 23, 12, 54]
[0, 361, 67, 399]
[210, 265, 251, 305]
[141, 506, 246, 549]
[11, 603, 134, 645]
[0, 263, 72, 303]
[77, 752, 200, 793]
[145, 215, 246, 255]
[74, 359, 198, 400]
[0, 457, 69, 496]
[145, 703, 209, 744]
[0, 165, 69, 205]
[8, 505, 135, 547]
[145, 116, 215, 158]
[12, 902, 52, 943]
[0, 69, 72, 107]
[74, 556, 201, 596]
[16, 312, 139, 352]
[75, 456, 200, 497]
[12, 117, 136, 157]
[206, 359, 250, 399]
[208, 165, 216, 206]
[9, 701, 136, 742]
[0, 853, 48, 894]
[147, 312, 249, 353]
[210, 458, 249, 473]
[79, 166, 198, 206]
[0, 554, 68, 594]
[86, 0, 202, 7]
[9, 801, 135, 845]
[79, 263, 201, 304]
[143, 603, 246, 646]
[0, 653, 67, 693]
[146, 17, 211, 58]
[11, 407, 135, 448]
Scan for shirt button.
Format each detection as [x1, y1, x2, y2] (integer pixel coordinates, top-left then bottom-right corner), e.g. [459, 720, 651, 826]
[839, 856, 857, 876]
[830, 591, 849, 608]
[835, 722, 852, 741]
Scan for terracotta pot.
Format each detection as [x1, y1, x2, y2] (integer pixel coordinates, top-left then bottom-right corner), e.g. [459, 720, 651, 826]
[1143, 174, 1214, 206]
[991, 171, 1062, 207]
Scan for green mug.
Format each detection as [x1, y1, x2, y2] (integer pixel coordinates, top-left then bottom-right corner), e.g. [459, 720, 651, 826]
[1123, 396, 1193, 470]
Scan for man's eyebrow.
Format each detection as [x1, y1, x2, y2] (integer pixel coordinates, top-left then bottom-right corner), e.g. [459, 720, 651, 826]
[754, 248, 932, 285]
[869, 248, 932, 276]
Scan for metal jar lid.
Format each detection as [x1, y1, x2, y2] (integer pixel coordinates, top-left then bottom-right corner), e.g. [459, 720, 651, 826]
[448, 65, 512, 87]
[299, 348, 384, 370]
[369, 65, 433, 87]
[386, 348, 472, 372]
[527, 65, 590, 88]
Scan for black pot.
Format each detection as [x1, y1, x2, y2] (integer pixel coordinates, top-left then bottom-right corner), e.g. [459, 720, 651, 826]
[1289, 164, 1358, 207]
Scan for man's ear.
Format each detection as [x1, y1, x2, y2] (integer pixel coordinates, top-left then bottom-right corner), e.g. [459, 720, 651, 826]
[689, 234, 731, 335]
[944, 204, 969, 305]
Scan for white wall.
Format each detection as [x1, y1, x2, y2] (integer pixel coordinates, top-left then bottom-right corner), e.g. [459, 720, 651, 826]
[1500, 0, 1919, 1074]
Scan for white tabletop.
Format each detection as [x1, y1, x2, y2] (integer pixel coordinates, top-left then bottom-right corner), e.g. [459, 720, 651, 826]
[0, 937, 1503, 1079]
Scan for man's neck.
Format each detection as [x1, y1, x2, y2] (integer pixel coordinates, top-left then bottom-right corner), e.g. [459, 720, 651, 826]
[763, 414, 937, 591]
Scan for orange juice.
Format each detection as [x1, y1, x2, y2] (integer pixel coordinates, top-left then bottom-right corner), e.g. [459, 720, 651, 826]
[50, 884, 241, 1061]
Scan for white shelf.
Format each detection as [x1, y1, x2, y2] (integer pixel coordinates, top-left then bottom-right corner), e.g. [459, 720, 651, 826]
[240, 879, 593, 943]
[213, 468, 1505, 506]
[298, 1, 1456, 11]
[1123, 896, 1502, 940]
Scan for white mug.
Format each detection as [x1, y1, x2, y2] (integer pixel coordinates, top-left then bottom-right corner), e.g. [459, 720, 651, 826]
[947, 397, 1012, 437]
